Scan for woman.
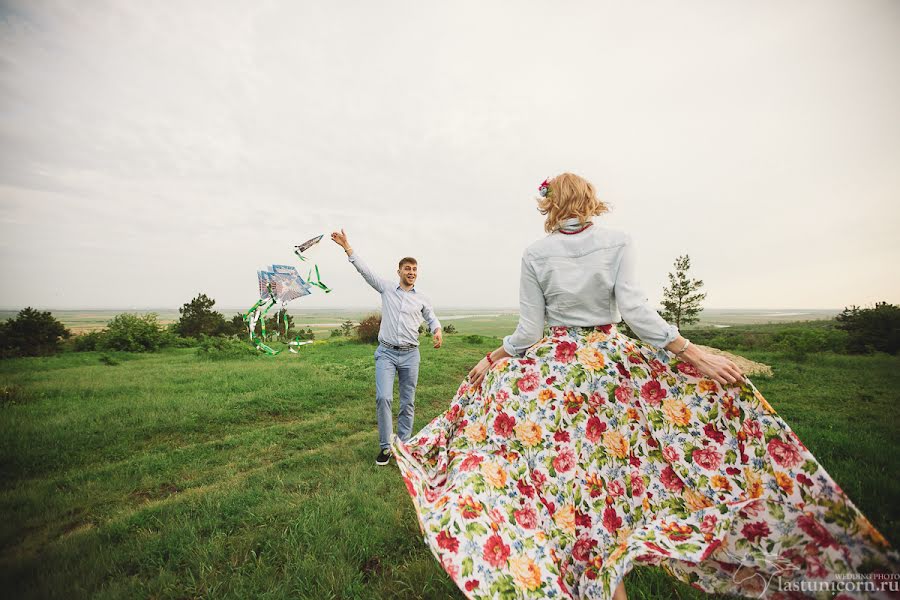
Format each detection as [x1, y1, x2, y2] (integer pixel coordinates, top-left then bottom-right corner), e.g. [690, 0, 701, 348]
[391, 173, 897, 599]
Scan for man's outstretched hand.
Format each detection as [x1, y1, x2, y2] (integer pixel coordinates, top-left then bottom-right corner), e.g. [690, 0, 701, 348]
[331, 229, 351, 253]
[433, 329, 443, 349]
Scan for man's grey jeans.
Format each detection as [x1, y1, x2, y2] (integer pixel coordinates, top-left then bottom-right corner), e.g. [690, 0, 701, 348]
[374, 344, 420, 450]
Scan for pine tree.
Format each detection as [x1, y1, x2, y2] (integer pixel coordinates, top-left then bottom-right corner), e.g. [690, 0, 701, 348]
[0, 307, 71, 357]
[265, 309, 294, 339]
[176, 293, 227, 338]
[341, 319, 355, 337]
[659, 255, 706, 329]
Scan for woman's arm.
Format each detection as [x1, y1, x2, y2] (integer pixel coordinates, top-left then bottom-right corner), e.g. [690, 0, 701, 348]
[665, 335, 744, 385]
[470, 337, 743, 389]
[614, 234, 679, 348]
[501, 253, 546, 356]
[467, 345, 512, 389]
[466, 252, 544, 390]
[615, 235, 742, 386]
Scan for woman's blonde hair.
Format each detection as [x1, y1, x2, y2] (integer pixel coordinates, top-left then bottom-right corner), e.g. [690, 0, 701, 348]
[537, 172, 609, 233]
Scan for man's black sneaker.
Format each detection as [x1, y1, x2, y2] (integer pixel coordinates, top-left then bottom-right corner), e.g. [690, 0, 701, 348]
[375, 449, 392, 466]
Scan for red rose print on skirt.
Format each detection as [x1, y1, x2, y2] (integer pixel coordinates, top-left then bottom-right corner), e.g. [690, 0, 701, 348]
[517, 371, 540, 393]
[603, 507, 623, 533]
[493, 412, 516, 438]
[640, 380, 667, 406]
[483, 534, 511, 567]
[585, 416, 607, 442]
[437, 530, 459, 552]
[555, 341, 577, 363]
[553, 448, 576, 473]
[767, 437, 803, 468]
[692, 447, 722, 471]
[514, 507, 537, 529]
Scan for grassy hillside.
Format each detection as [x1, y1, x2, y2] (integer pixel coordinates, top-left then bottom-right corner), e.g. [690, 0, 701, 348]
[0, 333, 897, 598]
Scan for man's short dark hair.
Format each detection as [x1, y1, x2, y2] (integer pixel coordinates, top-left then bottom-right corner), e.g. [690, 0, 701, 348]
[399, 257, 417, 268]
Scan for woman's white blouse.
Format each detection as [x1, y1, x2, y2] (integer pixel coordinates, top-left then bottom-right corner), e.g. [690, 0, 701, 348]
[502, 219, 680, 356]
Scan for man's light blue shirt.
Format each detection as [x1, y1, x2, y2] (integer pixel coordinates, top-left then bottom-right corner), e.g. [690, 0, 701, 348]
[502, 218, 679, 357]
[348, 252, 441, 347]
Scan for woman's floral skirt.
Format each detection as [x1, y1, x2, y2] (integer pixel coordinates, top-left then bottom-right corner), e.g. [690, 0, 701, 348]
[391, 325, 898, 599]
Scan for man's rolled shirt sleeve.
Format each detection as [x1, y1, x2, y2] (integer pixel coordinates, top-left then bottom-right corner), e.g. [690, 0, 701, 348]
[421, 300, 442, 334]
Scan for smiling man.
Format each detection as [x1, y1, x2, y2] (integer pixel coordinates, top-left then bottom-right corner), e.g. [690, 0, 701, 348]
[331, 229, 442, 466]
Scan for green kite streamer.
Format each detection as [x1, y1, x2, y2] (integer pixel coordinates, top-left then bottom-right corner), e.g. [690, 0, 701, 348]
[307, 265, 332, 293]
[243, 236, 333, 355]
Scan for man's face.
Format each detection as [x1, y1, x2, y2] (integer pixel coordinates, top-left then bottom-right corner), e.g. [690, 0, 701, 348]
[398, 262, 417, 287]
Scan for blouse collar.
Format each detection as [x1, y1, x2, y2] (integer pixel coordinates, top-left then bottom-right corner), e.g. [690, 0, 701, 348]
[558, 217, 590, 232]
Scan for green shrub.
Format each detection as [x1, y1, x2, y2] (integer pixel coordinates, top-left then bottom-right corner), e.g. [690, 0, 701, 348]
[73, 330, 106, 351]
[223, 313, 247, 337]
[170, 335, 198, 348]
[162, 324, 198, 348]
[195, 335, 258, 360]
[836, 302, 900, 354]
[356, 314, 381, 344]
[98, 353, 120, 366]
[175, 293, 229, 338]
[443, 323, 457, 334]
[704, 335, 732, 350]
[295, 327, 315, 341]
[463, 334, 485, 345]
[341, 320, 355, 336]
[0, 307, 71, 358]
[774, 328, 848, 359]
[104, 313, 166, 352]
[264, 309, 294, 340]
[686, 328, 777, 352]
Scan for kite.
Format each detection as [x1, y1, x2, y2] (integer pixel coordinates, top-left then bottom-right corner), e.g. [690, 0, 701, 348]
[242, 235, 332, 355]
[269, 265, 312, 302]
[294, 234, 323, 257]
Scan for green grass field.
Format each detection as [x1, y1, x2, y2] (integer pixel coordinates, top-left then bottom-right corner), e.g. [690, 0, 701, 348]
[0, 331, 897, 599]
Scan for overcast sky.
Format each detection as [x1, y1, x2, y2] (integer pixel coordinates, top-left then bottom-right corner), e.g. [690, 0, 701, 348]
[1, 0, 898, 312]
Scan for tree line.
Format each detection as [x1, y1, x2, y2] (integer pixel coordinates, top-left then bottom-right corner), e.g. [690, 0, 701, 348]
[1, 256, 897, 358]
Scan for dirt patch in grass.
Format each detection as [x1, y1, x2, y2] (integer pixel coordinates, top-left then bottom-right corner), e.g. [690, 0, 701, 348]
[130, 482, 181, 503]
[0, 384, 32, 406]
[60, 521, 95, 538]
[361, 556, 384, 582]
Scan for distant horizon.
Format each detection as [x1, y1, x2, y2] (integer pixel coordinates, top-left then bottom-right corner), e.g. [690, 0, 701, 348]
[0, 305, 849, 313]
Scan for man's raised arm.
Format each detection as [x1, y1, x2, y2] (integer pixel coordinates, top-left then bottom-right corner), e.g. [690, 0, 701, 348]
[331, 229, 390, 293]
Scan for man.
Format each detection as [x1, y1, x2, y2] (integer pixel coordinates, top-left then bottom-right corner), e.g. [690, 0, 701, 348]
[331, 229, 442, 466]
